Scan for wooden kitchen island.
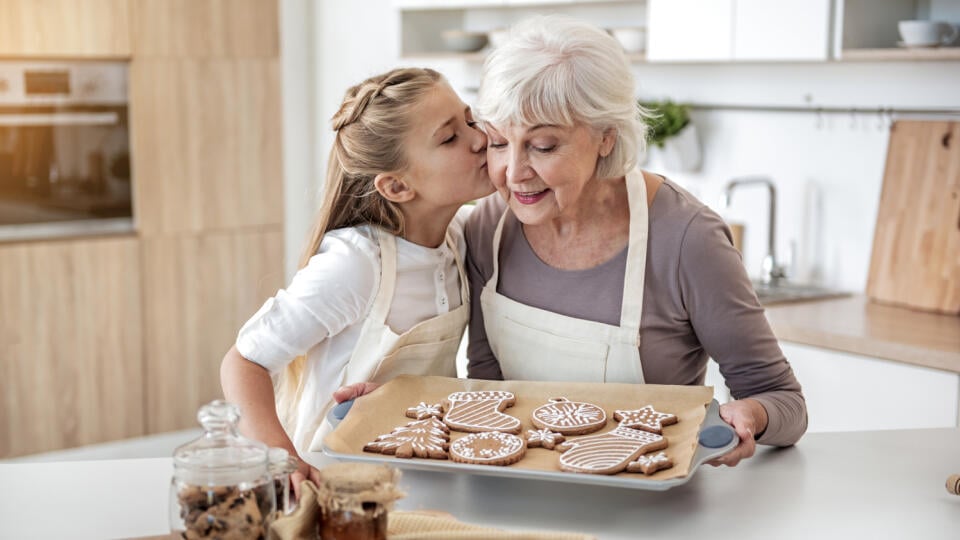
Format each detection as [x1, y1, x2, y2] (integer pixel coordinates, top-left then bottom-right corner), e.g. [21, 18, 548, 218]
[2, 428, 958, 539]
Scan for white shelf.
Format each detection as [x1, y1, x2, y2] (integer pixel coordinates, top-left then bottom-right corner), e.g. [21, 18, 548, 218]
[840, 46, 960, 61]
[395, 0, 635, 9]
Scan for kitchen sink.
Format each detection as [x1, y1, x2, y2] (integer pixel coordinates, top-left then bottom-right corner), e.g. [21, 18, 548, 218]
[752, 280, 850, 306]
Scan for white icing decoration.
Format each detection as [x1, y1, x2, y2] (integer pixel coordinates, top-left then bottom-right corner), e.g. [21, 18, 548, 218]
[557, 426, 666, 474]
[365, 417, 449, 458]
[406, 401, 444, 419]
[532, 397, 606, 432]
[450, 431, 525, 464]
[614, 405, 677, 434]
[444, 391, 521, 433]
[526, 428, 564, 449]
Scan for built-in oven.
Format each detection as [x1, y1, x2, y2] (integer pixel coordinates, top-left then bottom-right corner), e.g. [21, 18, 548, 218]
[0, 61, 132, 241]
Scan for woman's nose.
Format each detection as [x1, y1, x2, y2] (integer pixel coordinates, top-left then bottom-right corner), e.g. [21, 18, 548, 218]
[505, 149, 532, 183]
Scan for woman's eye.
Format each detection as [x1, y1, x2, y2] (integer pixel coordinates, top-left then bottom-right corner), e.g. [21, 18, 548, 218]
[441, 134, 457, 144]
[533, 145, 555, 153]
[488, 142, 507, 149]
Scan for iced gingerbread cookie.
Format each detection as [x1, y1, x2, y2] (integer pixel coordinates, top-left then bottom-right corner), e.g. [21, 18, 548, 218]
[626, 451, 674, 475]
[531, 397, 607, 435]
[443, 390, 521, 434]
[614, 405, 678, 434]
[405, 401, 444, 420]
[450, 431, 527, 466]
[526, 428, 565, 450]
[556, 425, 668, 475]
[363, 417, 450, 459]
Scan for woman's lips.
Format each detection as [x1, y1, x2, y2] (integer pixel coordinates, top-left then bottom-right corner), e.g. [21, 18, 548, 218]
[513, 189, 549, 205]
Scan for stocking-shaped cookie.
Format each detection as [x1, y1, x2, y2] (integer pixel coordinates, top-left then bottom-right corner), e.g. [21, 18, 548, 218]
[443, 390, 522, 434]
[555, 425, 668, 475]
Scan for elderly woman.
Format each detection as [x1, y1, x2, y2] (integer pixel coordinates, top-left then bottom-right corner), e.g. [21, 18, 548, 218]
[464, 15, 807, 466]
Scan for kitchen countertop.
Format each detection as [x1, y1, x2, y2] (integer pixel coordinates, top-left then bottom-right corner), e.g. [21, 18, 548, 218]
[2, 428, 958, 539]
[765, 294, 960, 374]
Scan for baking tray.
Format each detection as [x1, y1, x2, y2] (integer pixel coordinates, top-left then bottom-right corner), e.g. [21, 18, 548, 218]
[321, 376, 737, 491]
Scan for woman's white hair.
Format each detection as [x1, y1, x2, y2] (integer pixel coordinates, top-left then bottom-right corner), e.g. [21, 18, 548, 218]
[478, 15, 647, 180]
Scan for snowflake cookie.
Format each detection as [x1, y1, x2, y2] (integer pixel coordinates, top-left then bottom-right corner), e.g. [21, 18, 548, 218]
[526, 428, 565, 450]
[626, 451, 674, 475]
[405, 401, 444, 420]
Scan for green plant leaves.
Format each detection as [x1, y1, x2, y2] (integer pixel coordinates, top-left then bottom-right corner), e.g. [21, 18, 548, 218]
[638, 100, 690, 148]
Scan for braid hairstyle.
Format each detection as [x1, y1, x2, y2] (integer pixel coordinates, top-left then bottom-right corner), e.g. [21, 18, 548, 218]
[276, 67, 444, 428]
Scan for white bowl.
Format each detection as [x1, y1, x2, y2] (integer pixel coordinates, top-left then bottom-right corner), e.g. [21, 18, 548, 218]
[441, 30, 489, 53]
[610, 27, 646, 54]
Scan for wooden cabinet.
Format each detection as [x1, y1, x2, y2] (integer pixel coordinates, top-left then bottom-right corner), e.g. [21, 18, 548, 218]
[0, 0, 131, 57]
[647, 0, 830, 62]
[130, 58, 284, 234]
[131, 0, 279, 58]
[780, 342, 959, 433]
[0, 237, 143, 457]
[142, 227, 284, 433]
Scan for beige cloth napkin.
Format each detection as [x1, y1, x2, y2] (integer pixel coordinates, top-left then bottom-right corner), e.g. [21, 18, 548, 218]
[269, 480, 596, 540]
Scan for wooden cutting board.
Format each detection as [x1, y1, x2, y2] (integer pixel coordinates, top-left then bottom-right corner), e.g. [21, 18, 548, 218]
[866, 120, 960, 314]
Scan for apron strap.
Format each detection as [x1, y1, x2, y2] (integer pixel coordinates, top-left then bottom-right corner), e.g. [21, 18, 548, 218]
[365, 227, 398, 326]
[620, 169, 648, 334]
[486, 209, 510, 290]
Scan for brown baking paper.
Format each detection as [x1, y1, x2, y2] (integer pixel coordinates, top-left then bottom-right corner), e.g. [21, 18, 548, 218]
[323, 375, 714, 482]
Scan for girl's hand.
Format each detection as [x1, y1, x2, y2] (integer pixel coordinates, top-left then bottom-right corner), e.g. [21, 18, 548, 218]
[332, 382, 382, 403]
[290, 461, 322, 501]
[707, 398, 768, 468]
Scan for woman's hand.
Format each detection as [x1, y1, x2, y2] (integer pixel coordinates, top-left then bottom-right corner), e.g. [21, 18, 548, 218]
[708, 398, 769, 468]
[332, 382, 382, 403]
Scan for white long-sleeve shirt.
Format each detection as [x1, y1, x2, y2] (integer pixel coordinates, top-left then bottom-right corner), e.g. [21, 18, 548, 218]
[236, 208, 469, 456]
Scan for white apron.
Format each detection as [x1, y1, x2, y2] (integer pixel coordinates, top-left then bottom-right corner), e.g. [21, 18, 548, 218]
[479, 168, 649, 383]
[307, 228, 469, 451]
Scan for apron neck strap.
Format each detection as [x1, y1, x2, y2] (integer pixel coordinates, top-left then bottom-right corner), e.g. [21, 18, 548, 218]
[620, 168, 649, 331]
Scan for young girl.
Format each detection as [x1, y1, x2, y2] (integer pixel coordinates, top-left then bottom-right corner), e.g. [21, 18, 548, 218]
[220, 67, 492, 486]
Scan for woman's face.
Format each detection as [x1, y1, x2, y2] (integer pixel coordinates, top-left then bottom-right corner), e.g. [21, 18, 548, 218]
[484, 122, 614, 225]
[402, 82, 494, 209]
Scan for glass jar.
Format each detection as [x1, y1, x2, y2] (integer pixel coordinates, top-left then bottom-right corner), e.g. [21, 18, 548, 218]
[169, 400, 276, 539]
[314, 463, 404, 540]
[267, 447, 300, 516]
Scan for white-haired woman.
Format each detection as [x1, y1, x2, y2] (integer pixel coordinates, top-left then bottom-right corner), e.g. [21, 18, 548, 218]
[464, 15, 807, 466]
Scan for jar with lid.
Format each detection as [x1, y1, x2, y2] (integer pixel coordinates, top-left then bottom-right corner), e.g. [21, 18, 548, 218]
[169, 400, 276, 540]
[267, 447, 300, 516]
[314, 462, 404, 540]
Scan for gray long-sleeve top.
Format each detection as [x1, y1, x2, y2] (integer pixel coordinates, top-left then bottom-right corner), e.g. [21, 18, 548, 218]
[464, 179, 807, 447]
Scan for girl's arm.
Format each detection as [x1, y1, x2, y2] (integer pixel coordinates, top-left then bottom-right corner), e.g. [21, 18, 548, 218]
[220, 345, 320, 493]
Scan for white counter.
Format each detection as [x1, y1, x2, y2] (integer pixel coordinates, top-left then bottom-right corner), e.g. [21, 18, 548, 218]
[1, 428, 958, 539]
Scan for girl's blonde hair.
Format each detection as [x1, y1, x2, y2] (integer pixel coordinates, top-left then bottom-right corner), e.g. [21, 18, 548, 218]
[276, 67, 443, 427]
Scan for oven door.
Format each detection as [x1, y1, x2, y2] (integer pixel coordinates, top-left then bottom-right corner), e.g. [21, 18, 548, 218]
[0, 105, 133, 239]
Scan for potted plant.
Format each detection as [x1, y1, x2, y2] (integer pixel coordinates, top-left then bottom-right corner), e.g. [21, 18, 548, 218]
[638, 99, 701, 172]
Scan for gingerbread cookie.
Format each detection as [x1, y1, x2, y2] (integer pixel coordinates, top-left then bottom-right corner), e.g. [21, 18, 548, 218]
[614, 405, 678, 434]
[443, 390, 521, 434]
[526, 428, 565, 450]
[405, 401, 444, 420]
[177, 484, 269, 540]
[555, 425, 668, 475]
[626, 451, 674, 475]
[531, 397, 607, 435]
[449, 431, 527, 466]
[363, 417, 450, 459]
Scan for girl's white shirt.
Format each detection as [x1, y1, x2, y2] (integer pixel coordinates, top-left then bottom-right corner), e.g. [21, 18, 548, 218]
[236, 206, 471, 455]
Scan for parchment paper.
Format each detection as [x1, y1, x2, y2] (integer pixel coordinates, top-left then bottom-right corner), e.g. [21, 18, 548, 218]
[323, 375, 714, 482]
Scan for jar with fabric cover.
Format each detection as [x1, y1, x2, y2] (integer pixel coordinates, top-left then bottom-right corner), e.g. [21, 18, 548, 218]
[315, 462, 404, 540]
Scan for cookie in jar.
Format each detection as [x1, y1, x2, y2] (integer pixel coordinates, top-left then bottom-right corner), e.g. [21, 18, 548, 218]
[314, 463, 404, 540]
[170, 400, 276, 540]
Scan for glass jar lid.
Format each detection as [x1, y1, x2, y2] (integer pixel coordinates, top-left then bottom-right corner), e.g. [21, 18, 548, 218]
[267, 447, 300, 477]
[172, 400, 269, 486]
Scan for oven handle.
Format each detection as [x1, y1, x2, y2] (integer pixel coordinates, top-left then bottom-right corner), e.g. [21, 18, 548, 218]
[0, 111, 119, 127]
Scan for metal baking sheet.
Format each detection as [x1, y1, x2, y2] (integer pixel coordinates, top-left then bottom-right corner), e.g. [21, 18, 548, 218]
[321, 376, 737, 491]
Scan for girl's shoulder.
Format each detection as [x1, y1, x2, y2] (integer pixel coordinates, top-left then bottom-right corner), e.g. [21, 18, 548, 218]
[299, 225, 383, 288]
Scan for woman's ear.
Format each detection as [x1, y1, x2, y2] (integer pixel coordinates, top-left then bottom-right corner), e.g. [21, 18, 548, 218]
[374, 173, 415, 203]
[599, 128, 618, 158]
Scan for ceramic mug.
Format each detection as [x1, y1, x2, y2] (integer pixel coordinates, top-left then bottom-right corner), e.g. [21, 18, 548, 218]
[897, 20, 958, 47]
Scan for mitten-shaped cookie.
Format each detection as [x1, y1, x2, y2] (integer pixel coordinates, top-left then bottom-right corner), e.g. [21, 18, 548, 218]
[555, 425, 668, 475]
[443, 391, 521, 434]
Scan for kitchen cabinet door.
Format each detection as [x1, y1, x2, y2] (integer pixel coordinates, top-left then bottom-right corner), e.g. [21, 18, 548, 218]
[781, 342, 959, 433]
[141, 227, 284, 433]
[733, 0, 831, 61]
[0, 237, 143, 458]
[130, 58, 284, 235]
[0, 0, 131, 57]
[647, 0, 734, 62]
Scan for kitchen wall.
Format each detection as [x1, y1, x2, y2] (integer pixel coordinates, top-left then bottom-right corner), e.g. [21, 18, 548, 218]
[282, 1, 960, 293]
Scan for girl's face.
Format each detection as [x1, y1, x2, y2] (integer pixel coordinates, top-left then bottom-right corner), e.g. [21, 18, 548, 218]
[402, 82, 494, 209]
[484, 122, 614, 225]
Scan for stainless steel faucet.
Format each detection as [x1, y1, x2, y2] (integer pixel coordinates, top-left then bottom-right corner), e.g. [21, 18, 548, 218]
[721, 176, 786, 284]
